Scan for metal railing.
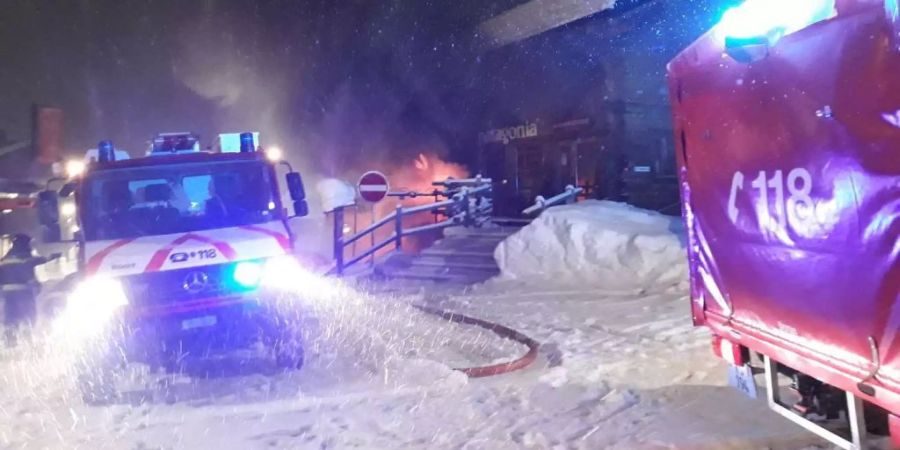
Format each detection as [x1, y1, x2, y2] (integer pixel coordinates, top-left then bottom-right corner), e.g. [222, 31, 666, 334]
[522, 185, 584, 215]
[331, 177, 492, 275]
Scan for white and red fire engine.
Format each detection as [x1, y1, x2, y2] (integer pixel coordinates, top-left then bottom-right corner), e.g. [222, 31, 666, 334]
[38, 132, 309, 402]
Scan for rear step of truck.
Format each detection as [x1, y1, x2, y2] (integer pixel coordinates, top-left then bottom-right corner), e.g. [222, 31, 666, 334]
[763, 355, 867, 450]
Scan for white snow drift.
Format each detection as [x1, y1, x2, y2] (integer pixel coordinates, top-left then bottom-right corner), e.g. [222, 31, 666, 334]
[494, 201, 688, 290]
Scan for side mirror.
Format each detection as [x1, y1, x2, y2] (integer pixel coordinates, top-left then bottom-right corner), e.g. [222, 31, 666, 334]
[37, 190, 60, 226]
[285, 172, 306, 201]
[59, 182, 76, 198]
[293, 200, 309, 218]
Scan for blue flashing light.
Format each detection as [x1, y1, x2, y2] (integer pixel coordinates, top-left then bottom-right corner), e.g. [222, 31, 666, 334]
[98, 140, 116, 162]
[717, 0, 835, 44]
[239, 132, 255, 153]
[233, 261, 263, 288]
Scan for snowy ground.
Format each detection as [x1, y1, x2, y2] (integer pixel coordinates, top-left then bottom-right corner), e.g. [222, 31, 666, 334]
[0, 202, 829, 449]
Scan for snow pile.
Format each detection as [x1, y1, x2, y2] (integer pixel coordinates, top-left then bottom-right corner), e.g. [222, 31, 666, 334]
[316, 178, 356, 213]
[494, 201, 688, 289]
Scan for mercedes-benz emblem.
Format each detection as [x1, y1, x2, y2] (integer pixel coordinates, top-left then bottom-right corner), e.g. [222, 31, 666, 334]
[183, 271, 210, 294]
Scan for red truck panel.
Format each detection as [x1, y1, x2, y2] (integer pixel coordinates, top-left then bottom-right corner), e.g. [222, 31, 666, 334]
[669, 3, 900, 410]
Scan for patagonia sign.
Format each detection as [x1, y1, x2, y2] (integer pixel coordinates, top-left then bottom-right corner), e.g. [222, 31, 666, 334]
[479, 122, 539, 145]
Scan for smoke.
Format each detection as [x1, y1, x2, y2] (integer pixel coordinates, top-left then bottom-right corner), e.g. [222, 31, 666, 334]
[173, 13, 293, 146]
[167, 5, 477, 261]
[171, 11, 467, 193]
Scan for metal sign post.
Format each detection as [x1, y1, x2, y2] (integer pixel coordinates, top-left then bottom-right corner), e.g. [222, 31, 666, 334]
[369, 205, 376, 267]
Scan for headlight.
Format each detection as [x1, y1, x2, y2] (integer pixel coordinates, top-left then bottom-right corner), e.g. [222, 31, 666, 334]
[65, 159, 86, 178]
[55, 276, 128, 340]
[230, 256, 303, 291]
[261, 255, 304, 291]
[60, 202, 77, 217]
[68, 276, 129, 313]
[233, 261, 264, 288]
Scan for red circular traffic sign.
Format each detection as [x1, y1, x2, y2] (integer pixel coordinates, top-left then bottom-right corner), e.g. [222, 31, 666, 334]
[357, 171, 390, 203]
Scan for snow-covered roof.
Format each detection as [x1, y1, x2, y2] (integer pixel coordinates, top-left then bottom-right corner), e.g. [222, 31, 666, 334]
[478, 0, 618, 49]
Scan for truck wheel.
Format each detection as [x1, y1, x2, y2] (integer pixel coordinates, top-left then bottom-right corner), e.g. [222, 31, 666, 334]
[76, 358, 120, 405]
[275, 344, 304, 370]
[271, 328, 305, 370]
[865, 403, 889, 435]
[259, 311, 305, 371]
[78, 370, 117, 405]
[75, 342, 125, 405]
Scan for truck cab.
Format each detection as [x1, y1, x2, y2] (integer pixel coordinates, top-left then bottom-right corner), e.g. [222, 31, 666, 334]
[38, 133, 309, 401]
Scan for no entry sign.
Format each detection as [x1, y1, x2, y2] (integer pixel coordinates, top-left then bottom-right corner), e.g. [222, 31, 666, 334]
[357, 171, 389, 203]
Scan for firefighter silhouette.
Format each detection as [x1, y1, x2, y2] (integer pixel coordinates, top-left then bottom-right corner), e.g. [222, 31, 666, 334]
[1, 234, 56, 346]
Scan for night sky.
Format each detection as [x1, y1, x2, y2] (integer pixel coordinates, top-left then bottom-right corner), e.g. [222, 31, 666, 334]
[0, 0, 727, 176]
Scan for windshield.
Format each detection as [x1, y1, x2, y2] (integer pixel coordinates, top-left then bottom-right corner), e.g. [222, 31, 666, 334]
[81, 160, 279, 240]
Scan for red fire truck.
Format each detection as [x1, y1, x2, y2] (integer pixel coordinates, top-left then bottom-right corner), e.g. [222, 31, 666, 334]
[670, 0, 899, 447]
[39, 132, 310, 402]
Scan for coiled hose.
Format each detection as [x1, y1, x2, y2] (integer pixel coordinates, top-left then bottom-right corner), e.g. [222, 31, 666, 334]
[413, 304, 540, 377]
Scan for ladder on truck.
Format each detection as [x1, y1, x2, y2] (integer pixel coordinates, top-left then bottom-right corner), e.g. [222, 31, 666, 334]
[763, 356, 870, 450]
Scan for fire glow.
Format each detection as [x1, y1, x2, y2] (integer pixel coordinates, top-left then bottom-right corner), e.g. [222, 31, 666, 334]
[381, 153, 469, 251]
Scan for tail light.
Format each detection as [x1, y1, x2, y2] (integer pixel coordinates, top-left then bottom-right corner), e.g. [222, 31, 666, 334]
[712, 334, 748, 366]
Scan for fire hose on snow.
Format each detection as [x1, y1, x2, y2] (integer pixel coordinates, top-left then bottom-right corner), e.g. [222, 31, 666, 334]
[413, 304, 540, 377]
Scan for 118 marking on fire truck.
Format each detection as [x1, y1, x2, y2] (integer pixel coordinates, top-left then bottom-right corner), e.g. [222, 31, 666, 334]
[170, 249, 218, 263]
[727, 168, 816, 229]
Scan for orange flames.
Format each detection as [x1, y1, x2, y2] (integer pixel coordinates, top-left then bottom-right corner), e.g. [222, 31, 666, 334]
[389, 153, 469, 200]
[414, 153, 429, 171]
[311, 153, 472, 267]
[342, 153, 469, 258]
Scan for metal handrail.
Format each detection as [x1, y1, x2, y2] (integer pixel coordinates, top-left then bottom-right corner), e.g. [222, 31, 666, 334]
[403, 198, 457, 215]
[343, 210, 398, 246]
[331, 177, 493, 275]
[462, 184, 492, 197]
[432, 175, 493, 187]
[404, 213, 464, 236]
[522, 185, 584, 215]
[342, 233, 399, 269]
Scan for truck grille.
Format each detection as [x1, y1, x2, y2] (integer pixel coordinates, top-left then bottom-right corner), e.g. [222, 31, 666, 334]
[121, 263, 243, 307]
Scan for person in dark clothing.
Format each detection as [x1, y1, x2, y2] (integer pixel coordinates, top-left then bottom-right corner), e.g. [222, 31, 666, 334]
[1, 234, 56, 346]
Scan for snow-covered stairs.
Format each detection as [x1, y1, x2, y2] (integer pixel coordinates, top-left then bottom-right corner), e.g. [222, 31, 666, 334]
[374, 226, 519, 285]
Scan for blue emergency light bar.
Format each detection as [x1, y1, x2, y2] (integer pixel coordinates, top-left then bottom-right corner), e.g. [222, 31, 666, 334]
[717, 0, 835, 46]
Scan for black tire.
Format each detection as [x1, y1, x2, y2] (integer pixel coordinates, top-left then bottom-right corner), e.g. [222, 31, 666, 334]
[865, 403, 890, 435]
[75, 338, 127, 405]
[274, 341, 305, 370]
[76, 357, 120, 405]
[260, 312, 305, 371]
[78, 371, 117, 405]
